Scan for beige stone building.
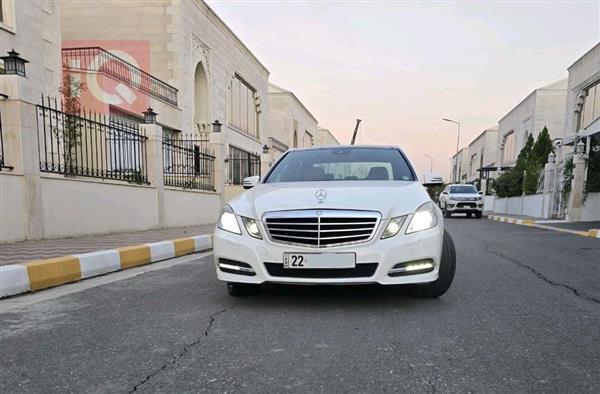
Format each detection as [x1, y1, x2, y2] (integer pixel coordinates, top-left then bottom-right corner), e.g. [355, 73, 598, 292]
[1, 0, 64, 242]
[496, 79, 567, 167]
[450, 148, 469, 183]
[315, 127, 340, 146]
[0, 0, 279, 241]
[60, 0, 270, 193]
[555, 43, 600, 221]
[465, 127, 498, 191]
[267, 83, 318, 149]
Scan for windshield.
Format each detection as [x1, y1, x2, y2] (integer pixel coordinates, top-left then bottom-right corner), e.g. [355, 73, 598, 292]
[449, 185, 478, 194]
[264, 147, 415, 183]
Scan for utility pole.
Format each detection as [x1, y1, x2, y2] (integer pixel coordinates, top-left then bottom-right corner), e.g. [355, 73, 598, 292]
[350, 119, 362, 145]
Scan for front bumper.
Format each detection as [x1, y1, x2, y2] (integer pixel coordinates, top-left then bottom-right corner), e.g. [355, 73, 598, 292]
[213, 218, 444, 285]
[446, 201, 483, 212]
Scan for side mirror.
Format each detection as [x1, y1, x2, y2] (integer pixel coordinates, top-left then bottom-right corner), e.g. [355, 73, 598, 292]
[441, 191, 447, 194]
[479, 191, 484, 195]
[243, 175, 260, 189]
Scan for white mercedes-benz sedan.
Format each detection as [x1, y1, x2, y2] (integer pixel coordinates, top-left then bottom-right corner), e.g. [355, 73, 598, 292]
[214, 146, 456, 298]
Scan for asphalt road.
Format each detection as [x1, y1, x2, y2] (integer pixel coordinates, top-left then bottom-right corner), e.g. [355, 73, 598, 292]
[1, 218, 599, 393]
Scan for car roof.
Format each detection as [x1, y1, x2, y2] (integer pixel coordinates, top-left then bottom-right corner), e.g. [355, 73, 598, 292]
[289, 145, 401, 152]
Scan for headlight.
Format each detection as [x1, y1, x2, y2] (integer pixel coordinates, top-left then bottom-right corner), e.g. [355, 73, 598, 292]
[381, 216, 407, 239]
[217, 205, 241, 235]
[406, 201, 438, 234]
[241, 217, 262, 239]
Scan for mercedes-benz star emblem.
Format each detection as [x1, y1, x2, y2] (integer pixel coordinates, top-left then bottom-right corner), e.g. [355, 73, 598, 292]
[315, 189, 327, 202]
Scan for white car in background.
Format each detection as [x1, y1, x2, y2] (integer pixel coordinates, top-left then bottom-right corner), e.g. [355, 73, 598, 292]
[213, 146, 456, 298]
[438, 184, 484, 218]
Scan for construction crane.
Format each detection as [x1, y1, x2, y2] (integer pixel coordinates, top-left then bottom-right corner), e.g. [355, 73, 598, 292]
[350, 119, 362, 145]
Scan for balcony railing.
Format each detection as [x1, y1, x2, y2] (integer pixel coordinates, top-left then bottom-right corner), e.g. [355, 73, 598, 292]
[62, 47, 178, 107]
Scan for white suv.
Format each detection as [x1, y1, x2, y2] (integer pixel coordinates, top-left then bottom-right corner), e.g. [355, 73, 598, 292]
[438, 184, 484, 218]
[213, 146, 456, 298]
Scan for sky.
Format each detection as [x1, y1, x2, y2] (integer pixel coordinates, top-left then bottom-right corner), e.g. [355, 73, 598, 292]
[207, 0, 600, 180]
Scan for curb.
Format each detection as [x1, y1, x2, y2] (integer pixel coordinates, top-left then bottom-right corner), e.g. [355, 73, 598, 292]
[486, 215, 600, 239]
[0, 234, 212, 298]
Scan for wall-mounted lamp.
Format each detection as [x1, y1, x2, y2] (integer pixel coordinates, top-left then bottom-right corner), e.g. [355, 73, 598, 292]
[212, 120, 222, 133]
[0, 49, 29, 77]
[143, 107, 157, 124]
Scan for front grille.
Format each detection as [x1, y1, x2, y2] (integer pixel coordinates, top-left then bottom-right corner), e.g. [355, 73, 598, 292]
[263, 210, 380, 248]
[264, 262, 378, 278]
[457, 203, 476, 208]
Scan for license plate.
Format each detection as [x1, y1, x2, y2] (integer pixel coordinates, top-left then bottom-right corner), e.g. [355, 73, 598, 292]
[283, 252, 356, 269]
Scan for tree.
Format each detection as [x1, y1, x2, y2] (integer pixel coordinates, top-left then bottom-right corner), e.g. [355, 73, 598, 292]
[494, 134, 533, 197]
[58, 67, 86, 174]
[523, 127, 553, 194]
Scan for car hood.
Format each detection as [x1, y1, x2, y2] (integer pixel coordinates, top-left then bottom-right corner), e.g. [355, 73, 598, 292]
[228, 181, 431, 219]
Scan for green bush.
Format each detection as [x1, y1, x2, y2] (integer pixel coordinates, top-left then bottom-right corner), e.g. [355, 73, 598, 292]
[494, 134, 534, 197]
[523, 127, 553, 195]
[585, 135, 600, 195]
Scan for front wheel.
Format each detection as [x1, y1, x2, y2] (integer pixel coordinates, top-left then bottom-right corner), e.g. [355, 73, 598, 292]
[400, 230, 456, 298]
[444, 209, 452, 218]
[227, 282, 261, 297]
[475, 212, 482, 219]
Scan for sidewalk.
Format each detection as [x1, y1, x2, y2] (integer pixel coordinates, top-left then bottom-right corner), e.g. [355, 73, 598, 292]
[0, 225, 214, 266]
[485, 214, 600, 238]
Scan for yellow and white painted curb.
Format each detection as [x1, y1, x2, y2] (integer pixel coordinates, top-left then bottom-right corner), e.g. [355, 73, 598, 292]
[0, 234, 212, 298]
[486, 215, 600, 239]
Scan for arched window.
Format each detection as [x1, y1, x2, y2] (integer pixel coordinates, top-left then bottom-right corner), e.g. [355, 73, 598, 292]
[194, 62, 208, 127]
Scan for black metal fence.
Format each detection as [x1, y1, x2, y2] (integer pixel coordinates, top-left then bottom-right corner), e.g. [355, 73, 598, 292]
[227, 146, 261, 185]
[0, 105, 12, 170]
[162, 137, 215, 191]
[37, 96, 148, 184]
[62, 47, 178, 106]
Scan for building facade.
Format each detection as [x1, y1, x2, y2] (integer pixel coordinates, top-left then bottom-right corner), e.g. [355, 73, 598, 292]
[557, 43, 600, 221]
[450, 148, 469, 183]
[61, 0, 270, 193]
[496, 79, 567, 167]
[315, 127, 340, 146]
[267, 83, 318, 149]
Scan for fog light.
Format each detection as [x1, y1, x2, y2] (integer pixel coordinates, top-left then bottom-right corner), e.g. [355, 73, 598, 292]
[218, 258, 256, 276]
[448, 204, 455, 208]
[388, 259, 434, 277]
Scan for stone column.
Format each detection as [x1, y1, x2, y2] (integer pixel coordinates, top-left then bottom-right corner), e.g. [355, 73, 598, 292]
[543, 154, 556, 194]
[140, 123, 165, 228]
[567, 151, 587, 222]
[1, 99, 45, 240]
[209, 131, 228, 208]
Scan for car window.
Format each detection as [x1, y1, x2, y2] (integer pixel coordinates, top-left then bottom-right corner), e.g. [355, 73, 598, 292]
[449, 185, 478, 193]
[264, 147, 415, 183]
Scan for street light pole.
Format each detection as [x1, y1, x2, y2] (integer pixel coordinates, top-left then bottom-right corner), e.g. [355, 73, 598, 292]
[442, 118, 461, 153]
[424, 154, 433, 172]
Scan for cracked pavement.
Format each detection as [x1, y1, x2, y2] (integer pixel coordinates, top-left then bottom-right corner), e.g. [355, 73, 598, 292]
[1, 218, 599, 393]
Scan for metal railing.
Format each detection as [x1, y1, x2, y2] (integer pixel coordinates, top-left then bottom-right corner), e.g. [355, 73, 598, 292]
[163, 137, 215, 191]
[37, 96, 148, 184]
[0, 105, 13, 170]
[62, 47, 178, 106]
[227, 146, 261, 185]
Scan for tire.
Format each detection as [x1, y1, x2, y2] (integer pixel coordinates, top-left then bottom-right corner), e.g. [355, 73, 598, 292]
[444, 209, 452, 218]
[400, 230, 456, 298]
[227, 282, 261, 297]
[467, 213, 472, 218]
[475, 212, 482, 219]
